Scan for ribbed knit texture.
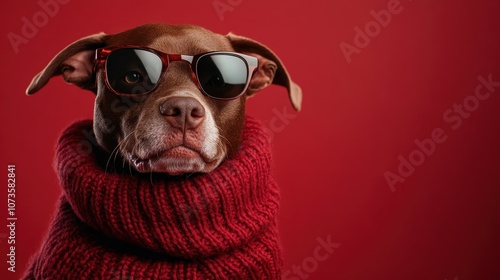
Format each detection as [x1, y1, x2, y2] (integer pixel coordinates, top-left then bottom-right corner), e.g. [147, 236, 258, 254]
[23, 116, 282, 280]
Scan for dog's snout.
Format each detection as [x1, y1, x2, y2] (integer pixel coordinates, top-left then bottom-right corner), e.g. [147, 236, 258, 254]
[160, 97, 205, 129]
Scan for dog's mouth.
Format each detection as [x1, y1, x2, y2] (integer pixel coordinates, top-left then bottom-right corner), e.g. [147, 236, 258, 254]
[128, 145, 219, 175]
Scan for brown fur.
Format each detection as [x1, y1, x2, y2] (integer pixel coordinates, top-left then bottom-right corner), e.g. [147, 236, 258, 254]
[27, 23, 302, 173]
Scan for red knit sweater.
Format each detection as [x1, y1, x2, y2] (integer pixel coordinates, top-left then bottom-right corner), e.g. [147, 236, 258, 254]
[23, 116, 282, 279]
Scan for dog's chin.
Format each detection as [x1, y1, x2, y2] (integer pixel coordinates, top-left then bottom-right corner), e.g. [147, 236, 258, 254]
[127, 146, 222, 175]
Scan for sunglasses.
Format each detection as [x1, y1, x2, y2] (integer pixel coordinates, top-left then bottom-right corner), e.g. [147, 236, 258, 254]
[95, 46, 258, 100]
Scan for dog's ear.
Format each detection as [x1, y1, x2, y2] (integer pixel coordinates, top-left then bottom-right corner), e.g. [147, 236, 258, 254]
[26, 32, 109, 95]
[227, 33, 302, 111]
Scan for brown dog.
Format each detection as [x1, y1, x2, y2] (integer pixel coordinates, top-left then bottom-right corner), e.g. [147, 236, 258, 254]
[25, 23, 302, 279]
[27, 23, 302, 174]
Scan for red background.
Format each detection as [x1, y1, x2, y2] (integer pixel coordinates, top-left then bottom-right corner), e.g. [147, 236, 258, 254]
[1, 0, 500, 279]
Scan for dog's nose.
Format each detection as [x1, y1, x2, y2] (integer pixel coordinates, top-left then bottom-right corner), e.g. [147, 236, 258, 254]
[159, 97, 205, 129]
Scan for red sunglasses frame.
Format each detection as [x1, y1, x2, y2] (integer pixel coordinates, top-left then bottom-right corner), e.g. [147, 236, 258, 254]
[94, 45, 259, 99]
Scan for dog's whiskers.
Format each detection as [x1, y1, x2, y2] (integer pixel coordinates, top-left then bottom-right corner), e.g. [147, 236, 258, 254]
[128, 144, 138, 177]
[215, 123, 232, 156]
[105, 130, 136, 174]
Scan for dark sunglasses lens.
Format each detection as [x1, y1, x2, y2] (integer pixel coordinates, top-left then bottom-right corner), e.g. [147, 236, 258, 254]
[196, 54, 248, 99]
[106, 49, 162, 95]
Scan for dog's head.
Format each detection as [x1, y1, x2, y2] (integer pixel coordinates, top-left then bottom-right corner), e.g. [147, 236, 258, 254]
[27, 23, 301, 175]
